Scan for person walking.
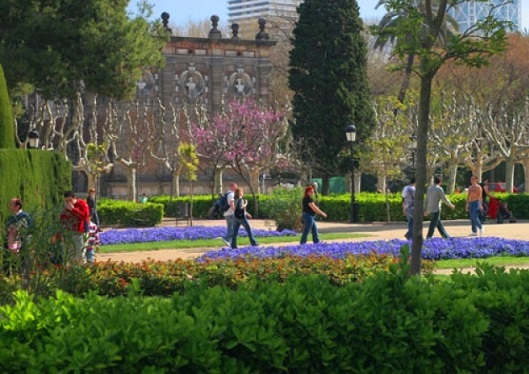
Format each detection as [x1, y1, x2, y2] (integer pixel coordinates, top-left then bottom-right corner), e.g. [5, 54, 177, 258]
[58, 190, 90, 264]
[85, 221, 101, 264]
[86, 188, 100, 227]
[425, 176, 455, 239]
[300, 185, 327, 244]
[230, 187, 259, 249]
[466, 175, 484, 236]
[221, 182, 237, 247]
[401, 178, 416, 240]
[4, 198, 33, 276]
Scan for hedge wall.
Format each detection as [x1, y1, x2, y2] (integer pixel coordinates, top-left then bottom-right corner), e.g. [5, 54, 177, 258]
[0, 149, 71, 224]
[149, 192, 529, 223]
[0, 64, 14, 149]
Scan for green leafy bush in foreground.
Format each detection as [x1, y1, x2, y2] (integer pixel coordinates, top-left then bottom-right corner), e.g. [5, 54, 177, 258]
[1, 262, 529, 372]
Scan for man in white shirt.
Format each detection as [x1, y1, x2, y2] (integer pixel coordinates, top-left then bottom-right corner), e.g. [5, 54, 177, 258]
[401, 178, 415, 240]
[221, 182, 238, 246]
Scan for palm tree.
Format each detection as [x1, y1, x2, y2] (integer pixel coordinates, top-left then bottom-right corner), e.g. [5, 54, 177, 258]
[373, 0, 459, 107]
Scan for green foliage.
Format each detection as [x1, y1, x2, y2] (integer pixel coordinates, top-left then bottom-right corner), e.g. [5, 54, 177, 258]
[289, 0, 375, 177]
[97, 199, 163, 227]
[0, 0, 167, 100]
[148, 195, 218, 218]
[0, 149, 71, 224]
[262, 187, 304, 231]
[1, 263, 529, 371]
[0, 64, 14, 149]
[140, 192, 529, 223]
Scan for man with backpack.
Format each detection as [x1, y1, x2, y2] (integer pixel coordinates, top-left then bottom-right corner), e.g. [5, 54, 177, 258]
[220, 182, 237, 247]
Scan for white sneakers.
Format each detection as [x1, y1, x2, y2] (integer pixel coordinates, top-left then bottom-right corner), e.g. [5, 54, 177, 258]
[469, 227, 485, 237]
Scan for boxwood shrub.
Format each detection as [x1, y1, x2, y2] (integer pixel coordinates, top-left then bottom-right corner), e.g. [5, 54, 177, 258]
[97, 199, 163, 227]
[1, 263, 529, 372]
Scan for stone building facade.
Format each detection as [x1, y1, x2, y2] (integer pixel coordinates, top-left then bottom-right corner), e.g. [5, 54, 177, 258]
[102, 15, 277, 199]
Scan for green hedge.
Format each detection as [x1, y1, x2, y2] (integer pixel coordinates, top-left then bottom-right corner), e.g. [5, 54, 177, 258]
[92, 192, 528, 226]
[0, 149, 71, 224]
[0, 64, 15, 149]
[98, 199, 163, 227]
[147, 192, 529, 223]
[1, 264, 529, 372]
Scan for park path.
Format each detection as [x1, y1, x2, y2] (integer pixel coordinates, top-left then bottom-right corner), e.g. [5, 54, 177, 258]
[97, 218, 529, 274]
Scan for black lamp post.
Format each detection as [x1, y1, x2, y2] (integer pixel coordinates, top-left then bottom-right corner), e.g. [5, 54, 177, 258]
[345, 123, 358, 223]
[27, 128, 40, 149]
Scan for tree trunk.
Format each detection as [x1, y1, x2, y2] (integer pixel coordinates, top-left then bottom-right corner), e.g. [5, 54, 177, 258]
[216, 169, 223, 195]
[411, 71, 435, 275]
[377, 174, 386, 194]
[505, 154, 516, 193]
[446, 162, 458, 194]
[189, 181, 194, 226]
[87, 172, 97, 192]
[172, 170, 180, 198]
[248, 169, 260, 217]
[127, 167, 137, 202]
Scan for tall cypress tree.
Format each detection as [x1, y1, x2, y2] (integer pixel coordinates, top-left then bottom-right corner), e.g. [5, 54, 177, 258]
[289, 0, 374, 193]
[0, 64, 15, 149]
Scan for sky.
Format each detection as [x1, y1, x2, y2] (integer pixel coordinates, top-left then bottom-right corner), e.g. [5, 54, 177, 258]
[129, 0, 529, 30]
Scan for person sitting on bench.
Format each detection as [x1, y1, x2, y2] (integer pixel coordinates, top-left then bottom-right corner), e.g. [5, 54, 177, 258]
[497, 200, 516, 223]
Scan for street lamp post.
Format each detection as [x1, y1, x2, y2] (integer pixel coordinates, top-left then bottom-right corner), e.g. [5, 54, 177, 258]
[27, 128, 40, 149]
[345, 123, 357, 223]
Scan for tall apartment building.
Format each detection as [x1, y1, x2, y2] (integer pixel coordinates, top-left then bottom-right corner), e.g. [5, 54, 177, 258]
[228, 0, 302, 37]
[448, 0, 521, 33]
[228, 0, 300, 21]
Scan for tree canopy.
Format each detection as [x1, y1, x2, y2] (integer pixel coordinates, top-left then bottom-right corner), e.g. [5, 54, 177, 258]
[288, 0, 375, 193]
[372, 0, 510, 274]
[0, 0, 167, 100]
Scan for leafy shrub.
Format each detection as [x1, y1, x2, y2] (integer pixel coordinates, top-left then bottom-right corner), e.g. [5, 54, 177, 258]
[98, 199, 163, 227]
[261, 187, 303, 231]
[2, 263, 529, 372]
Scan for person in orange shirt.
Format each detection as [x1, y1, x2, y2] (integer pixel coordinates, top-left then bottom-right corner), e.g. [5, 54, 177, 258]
[465, 176, 484, 236]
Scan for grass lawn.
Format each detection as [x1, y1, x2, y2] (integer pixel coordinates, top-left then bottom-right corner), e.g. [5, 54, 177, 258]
[435, 256, 529, 270]
[100, 232, 369, 253]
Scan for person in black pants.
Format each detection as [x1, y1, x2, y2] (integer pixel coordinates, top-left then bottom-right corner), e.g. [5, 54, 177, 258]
[86, 188, 100, 227]
[230, 187, 259, 249]
[300, 185, 327, 244]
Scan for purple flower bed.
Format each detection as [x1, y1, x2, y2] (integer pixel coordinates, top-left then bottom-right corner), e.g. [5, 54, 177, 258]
[100, 226, 296, 245]
[198, 237, 529, 262]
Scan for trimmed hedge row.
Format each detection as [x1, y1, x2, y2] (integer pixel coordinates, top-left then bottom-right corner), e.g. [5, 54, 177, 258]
[146, 192, 529, 223]
[1, 263, 529, 372]
[0, 149, 71, 224]
[98, 199, 163, 227]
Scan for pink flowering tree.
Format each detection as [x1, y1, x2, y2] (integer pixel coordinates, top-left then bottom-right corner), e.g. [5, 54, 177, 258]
[190, 99, 288, 215]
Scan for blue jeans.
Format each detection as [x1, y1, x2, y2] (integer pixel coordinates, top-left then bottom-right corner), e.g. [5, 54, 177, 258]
[300, 213, 320, 244]
[426, 211, 450, 238]
[223, 214, 235, 243]
[469, 200, 483, 233]
[405, 208, 413, 239]
[85, 249, 95, 264]
[231, 216, 258, 248]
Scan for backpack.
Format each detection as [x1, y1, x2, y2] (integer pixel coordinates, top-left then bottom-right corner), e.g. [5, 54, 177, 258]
[234, 199, 246, 219]
[216, 192, 231, 213]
